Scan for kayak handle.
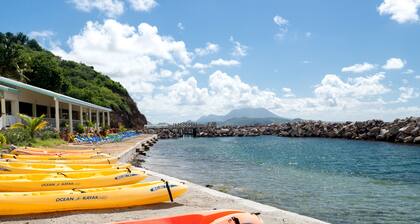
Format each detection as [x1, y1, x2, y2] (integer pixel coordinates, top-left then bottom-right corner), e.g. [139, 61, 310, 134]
[57, 172, 68, 177]
[72, 188, 86, 193]
[161, 179, 174, 202]
[126, 167, 132, 173]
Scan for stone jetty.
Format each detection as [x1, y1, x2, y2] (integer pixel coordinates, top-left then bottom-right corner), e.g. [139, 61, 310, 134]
[145, 117, 420, 144]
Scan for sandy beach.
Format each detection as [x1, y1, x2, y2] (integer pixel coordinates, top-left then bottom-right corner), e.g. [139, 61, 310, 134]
[0, 135, 327, 224]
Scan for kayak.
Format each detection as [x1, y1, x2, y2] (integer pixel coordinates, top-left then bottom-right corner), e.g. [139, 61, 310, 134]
[11, 148, 103, 156]
[12, 147, 100, 154]
[0, 161, 131, 173]
[1, 153, 111, 160]
[113, 210, 241, 224]
[0, 180, 187, 215]
[0, 167, 147, 191]
[1, 156, 119, 164]
[210, 212, 263, 224]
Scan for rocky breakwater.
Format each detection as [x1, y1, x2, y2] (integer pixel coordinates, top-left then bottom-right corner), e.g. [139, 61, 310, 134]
[144, 117, 420, 144]
[277, 117, 420, 144]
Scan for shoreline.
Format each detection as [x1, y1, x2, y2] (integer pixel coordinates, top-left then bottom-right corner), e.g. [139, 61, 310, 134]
[1, 135, 328, 224]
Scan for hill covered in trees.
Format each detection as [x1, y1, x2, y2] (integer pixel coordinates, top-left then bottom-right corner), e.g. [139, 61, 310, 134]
[0, 32, 147, 128]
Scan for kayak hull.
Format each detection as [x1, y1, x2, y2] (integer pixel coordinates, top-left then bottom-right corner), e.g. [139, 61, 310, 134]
[0, 181, 187, 216]
[1, 156, 119, 164]
[114, 210, 242, 224]
[1, 153, 111, 160]
[0, 161, 131, 173]
[0, 168, 147, 191]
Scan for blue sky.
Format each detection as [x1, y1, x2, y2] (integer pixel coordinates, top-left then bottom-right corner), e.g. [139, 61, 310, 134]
[1, 0, 420, 123]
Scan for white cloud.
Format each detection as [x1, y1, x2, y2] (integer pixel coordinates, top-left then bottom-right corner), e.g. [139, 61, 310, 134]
[273, 15, 289, 39]
[230, 36, 248, 57]
[70, 0, 124, 17]
[273, 15, 288, 26]
[177, 22, 184, 30]
[382, 57, 406, 70]
[53, 19, 191, 95]
[341, 62, 376, 73]
[398, 86, 419, 102]
[378, 0, 420, 23]
[302, 60, 312, 64]
[139, 69, 395, 122]
[403, 69, 414, 74]
[209, 59, 240, 66]
[305, 32, 312, 38]
[282, 88, 295, 97]
[192, 58, 240, 72]
[128, 0, 157, 11]
[194, 42, 219, 56]
[416, 75, 420, 79]
[29, 30, 54, 38]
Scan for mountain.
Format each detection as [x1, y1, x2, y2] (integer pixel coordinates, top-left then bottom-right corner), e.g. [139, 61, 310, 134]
[0, 32, 147, 128]
[197, 107, 292, 126]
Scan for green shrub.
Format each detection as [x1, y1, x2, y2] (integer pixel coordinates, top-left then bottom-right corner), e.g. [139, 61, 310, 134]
[0, 133, 7, 146]
[36, 129, 60, 140]
[75, 123, 85, 134]
[3, 128, 31, 146]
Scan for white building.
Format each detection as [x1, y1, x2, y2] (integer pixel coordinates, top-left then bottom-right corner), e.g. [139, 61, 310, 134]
[0, 76, 112, 132]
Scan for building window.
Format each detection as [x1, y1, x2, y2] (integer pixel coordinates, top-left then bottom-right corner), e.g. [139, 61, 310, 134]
[19, 102, 33, 117]
[36, 105, 48, 117]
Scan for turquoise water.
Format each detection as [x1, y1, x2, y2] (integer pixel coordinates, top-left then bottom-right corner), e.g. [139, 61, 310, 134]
[143, 136, 420, 224]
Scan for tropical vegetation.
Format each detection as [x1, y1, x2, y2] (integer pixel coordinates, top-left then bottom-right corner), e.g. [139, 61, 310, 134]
[0, 32, 147, 129]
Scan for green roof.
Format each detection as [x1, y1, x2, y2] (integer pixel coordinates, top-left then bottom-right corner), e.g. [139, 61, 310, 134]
[0, 76, 111, 112]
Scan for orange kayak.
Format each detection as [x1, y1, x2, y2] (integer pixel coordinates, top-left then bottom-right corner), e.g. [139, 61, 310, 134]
[113, 210, 263, 224]
[11, 147, 100, 155]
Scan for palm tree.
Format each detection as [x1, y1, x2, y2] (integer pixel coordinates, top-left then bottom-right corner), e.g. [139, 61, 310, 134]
[11, 114, 48, 138]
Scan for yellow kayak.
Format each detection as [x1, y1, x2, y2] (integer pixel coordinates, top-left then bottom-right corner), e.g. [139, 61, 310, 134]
[1, 153, 111, 160]
[0, 180, 187, 215]
[12, 147, 100, 154]
[0, 161, 131, 174]
[0, 167, 147, 192]
[1, 156, 119, 164]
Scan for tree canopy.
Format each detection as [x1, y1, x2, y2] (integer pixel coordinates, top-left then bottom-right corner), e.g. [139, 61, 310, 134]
[0, 32, 146, 128]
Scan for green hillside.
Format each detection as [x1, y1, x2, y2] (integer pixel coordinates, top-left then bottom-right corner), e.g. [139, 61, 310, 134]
[0, 32, 147, 128]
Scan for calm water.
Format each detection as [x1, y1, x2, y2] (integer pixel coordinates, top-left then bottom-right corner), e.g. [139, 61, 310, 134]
[143, 136, 420, 224]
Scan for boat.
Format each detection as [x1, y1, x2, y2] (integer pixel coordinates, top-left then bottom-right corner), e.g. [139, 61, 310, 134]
[1, 156, 119, 164]
[11, 147, 100, 154]
[11, 148, 103, 156]
[210, 212, 263, 224]
[0, 161, 131, 173]
[113, 210, 241, 224]
[0, 167, 147, 191]
[1, 153, 111, 160]
[0, 180, 188, 215]
[113, 210, 263, 224]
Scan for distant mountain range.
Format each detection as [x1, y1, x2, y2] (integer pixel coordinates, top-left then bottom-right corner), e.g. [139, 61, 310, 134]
[196, 107, 297, 126]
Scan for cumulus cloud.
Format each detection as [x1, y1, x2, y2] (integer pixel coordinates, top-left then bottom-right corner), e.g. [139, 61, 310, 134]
[209, 59, 240, 66]
[378, 0, 420, 23]
[194, 42, 219, 56]
[128, 0, 157, 11]
[29, 30, 54, 38]
[282, 88, 295, 97]
[382, 57, 406, 70]
[137, 69, 394, 122]
[398, 86, 419, 102]
[230, 36, 248, 57]
[341, 62, 376, 73]
[53, 19, 191, 94]
[69, 0, 124, 17]
[273, 15, 288, 26]
[403, 69, 414, 74]
[192, 59, 240, 72]
[177, 22, 184, 30]
[273, 15, 289, 39]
